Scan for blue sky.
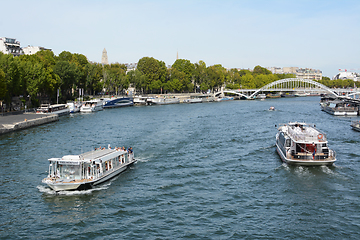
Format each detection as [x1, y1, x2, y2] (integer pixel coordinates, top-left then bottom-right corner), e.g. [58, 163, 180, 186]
[2, 0, 359, 77]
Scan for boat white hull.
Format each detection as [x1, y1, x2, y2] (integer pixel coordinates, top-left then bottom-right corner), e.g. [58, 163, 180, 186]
[43, 181, 83, 191]
[323, 107, 357, 116]
[69, 108, 80, 113]
[148, 98, 180, 105]
[134, 100, 147, 105]
[216, 97, 234, 102]
[80, 105, 103, 112]
[183, 98, 202, 103]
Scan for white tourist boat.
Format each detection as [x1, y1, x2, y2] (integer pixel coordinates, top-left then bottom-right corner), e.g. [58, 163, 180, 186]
[147, 96, 180, 105]
[350, 120, 360, 131]
[276, 122, 336, 166]
[134, 96, 154, 105]
[66, 102, 81, 113]
[36, 104, 70, 116]
[321, 100, 358, 116]
[183, 97, 202, 103]
[42, 146, 136, 191]
[295, 92, 309, 97]
[80, 99, 104, 112]
[198, 95, 215, 102]
[257, 94, 266, 100]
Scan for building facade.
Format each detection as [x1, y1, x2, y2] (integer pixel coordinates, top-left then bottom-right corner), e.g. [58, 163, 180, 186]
[0, 37, 23, 56]
[333, 71, 359, 81]
[22, 46, 51, 55]
[267, 66, 322, 80]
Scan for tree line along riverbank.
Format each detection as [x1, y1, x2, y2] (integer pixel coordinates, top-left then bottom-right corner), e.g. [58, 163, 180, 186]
[1, 50, 358, 112]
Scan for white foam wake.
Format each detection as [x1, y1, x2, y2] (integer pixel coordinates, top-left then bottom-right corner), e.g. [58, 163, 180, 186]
[37, 184, 110, 195]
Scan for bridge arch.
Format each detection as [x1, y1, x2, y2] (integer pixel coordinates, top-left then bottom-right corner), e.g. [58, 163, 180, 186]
[248, 78, 338, 99]
[346, 92, 360, 98]
[214, 90, 248, 99]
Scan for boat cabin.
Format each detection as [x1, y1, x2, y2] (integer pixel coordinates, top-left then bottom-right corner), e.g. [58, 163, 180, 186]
[46, 148, 131, 182]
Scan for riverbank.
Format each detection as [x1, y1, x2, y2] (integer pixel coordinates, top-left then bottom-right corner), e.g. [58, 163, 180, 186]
[0, 113, 59, 135]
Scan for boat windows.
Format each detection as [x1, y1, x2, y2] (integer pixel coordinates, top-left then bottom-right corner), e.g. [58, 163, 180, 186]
[278, 133, 286, 146]
[296, 143, 301, 152]
[58, 164, 81, 180]
[285, 139, 291, 147]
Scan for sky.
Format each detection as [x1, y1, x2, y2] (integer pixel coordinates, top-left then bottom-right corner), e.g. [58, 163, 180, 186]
[2, 0, 359, 78]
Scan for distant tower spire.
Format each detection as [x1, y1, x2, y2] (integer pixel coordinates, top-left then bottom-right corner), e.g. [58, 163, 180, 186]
[176, 51, 178, 60]
[101, 48, 109, 65]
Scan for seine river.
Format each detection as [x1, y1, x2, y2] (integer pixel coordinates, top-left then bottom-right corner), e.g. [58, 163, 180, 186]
[1, 97, 360, 239]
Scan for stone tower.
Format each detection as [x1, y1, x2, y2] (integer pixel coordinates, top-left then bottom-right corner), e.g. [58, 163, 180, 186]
[101, 48, 109, 65]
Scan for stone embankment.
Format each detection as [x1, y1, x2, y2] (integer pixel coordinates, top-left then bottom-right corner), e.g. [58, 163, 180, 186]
[0, 113, 59, 135]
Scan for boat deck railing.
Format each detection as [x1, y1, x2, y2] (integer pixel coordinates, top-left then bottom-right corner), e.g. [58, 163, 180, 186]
[287, 127, 327, 142]
[332, 106, 358, 111]
[287, 149, 336, 161]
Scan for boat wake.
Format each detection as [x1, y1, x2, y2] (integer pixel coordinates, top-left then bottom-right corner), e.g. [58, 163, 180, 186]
[37, 184, 110, 195]
[260, 144, 276, 150]
[320, 165, 334, 175]
[136, 157, 149, 163]
[281, 163, 290, 171]
[320, 164, 348, 180]
[294, 166, 311, 176]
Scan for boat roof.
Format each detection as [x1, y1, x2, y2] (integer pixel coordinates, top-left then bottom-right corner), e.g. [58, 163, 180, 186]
[329, 100, 344, 104]
[49, 104, 67, 108]
[48, 148, 127, 164]
[84, 99, 102, 103]
[279, 122, 328, 143]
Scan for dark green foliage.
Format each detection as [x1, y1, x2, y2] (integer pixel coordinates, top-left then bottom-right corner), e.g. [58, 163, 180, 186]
[0, 49, 349, 110]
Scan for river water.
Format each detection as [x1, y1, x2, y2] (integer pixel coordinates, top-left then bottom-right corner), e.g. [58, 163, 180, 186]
[1, 97, 360, 239]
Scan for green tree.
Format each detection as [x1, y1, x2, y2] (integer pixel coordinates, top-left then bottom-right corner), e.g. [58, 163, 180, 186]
[53, 61, 79, 101]
[241, 73, 256, 89]
[0, 69, 6, 100]
[36, 50, 56, 68]
[206, 64, 226, 91]
[194, 60, 207, 92]
[127, 69, 146, 94]
[137, 57, 167, 93]
[0, 55, 22, 109]
[104, 63, 127, 95]
[57, 51, 73, 62]
[171, 59, 195, 92]
[71, 53, 89, 93]
[85, 63, 103, 95]
[253, 65, 272, 75]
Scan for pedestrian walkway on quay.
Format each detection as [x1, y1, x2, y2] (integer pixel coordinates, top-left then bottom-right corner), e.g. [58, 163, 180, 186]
[0, 113, 58, 135]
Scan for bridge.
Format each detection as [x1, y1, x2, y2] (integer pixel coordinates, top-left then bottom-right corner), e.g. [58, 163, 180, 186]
[214, 78, 360, 100]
